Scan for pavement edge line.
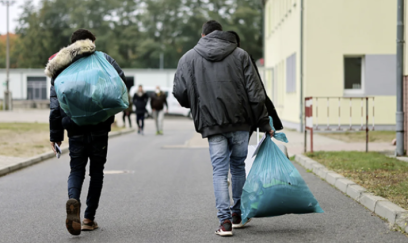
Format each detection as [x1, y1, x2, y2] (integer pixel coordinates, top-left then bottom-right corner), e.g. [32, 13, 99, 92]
[294, 154, 408, 233]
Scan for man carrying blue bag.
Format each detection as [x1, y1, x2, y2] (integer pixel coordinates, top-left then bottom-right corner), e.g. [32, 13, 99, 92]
[173, 20, 274, 237]
[45, 29, 127, 236]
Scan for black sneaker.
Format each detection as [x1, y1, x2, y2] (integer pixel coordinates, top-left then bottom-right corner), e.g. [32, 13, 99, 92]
[232, 212, 251, 228]
[66, 199, 81, 235]
[215, 219, 233, 236]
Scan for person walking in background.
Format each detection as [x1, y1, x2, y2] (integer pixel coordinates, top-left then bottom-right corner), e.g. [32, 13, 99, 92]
[122, 92, 132, 128]
[173, 20, 273, 237]
[150, 86, 168, 135]
[133, 85, 148, 135]
[46, 29, 126, 235]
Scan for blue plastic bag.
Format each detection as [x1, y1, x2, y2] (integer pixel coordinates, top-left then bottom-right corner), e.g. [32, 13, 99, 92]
[54, 51, 129, 126]
[241, 117, 323, 224]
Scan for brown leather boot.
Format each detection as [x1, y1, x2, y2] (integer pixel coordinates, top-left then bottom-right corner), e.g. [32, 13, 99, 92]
[65, 199, 81, 235]
[82, 218, 99, 231]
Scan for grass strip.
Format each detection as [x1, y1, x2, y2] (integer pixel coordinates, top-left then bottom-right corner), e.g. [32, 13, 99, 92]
[306, 151, 408, 210]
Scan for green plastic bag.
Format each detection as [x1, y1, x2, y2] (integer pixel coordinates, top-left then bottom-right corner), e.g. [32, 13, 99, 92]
[54, 51, 128, 126]
[241, 117, 323, 224]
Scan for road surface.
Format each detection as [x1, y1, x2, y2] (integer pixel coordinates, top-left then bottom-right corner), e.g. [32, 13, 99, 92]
[0, 118, 406, 242]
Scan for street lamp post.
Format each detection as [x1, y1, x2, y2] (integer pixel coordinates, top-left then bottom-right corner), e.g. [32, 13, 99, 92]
[1, 0, 15, 111]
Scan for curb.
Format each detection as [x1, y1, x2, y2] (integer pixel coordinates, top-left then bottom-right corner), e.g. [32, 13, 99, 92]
[0, 128, 135, 177]
[295, 154, 408, 233]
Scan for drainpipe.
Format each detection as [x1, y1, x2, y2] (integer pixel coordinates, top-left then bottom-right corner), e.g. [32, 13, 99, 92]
[299, 0, 304, 132]
[396, 0, 404, 156]
[260, 0, 266, 145]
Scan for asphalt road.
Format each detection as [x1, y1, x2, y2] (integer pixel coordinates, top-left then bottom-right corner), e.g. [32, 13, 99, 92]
[0, 118, 407, 243]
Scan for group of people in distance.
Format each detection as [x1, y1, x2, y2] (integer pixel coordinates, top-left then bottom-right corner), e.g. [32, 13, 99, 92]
[46, 19, 281, 238]
[123, 85, 168, 135]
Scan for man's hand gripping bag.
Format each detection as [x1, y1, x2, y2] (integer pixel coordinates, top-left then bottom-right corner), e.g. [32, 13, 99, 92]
[54, 51, 129, 126]
[240, 117, 323, 224]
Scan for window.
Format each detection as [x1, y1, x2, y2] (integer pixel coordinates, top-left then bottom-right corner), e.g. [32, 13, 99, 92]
[286, 53, 296, 93]
[27, 77, 47, 100]
[344, 57, 363, 90]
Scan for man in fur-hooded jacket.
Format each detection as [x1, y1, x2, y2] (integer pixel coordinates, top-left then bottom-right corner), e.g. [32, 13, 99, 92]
[45, 29, 126, 236]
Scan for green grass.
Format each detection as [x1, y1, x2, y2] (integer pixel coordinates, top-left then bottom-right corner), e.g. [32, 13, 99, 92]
[0, 122, 124, 157]
[307, 151, 408, 210]
[319, 131, 395, 143]
[0, 122, 49, 132]
[0, 122, 50, 157]
[111, 126, 125, 132]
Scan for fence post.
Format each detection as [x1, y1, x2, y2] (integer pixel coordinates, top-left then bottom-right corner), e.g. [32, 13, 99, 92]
[372, 97, 375, 131]
[326, 98, 330, 130]
[366, 97, 369, 152]
[304, 129, 307, 153]
[337, 97, 341, 130]
[304, 97, 307, 153]
[349, 98, 352, 130]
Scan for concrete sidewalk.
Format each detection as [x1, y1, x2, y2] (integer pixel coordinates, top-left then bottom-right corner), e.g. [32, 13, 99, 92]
[0, 109, 396, 156]
[280, 129, 395, 156]
[172, 128, 395, 156]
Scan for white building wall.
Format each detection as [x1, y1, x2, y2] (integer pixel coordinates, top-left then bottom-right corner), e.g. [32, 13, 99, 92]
[0, 69, 177, 100]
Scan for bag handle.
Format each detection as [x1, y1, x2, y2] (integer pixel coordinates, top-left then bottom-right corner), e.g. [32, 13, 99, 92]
[269, 116, 288, 143]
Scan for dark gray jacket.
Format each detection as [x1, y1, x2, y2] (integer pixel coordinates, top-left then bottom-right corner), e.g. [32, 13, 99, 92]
[173, 31, 271, 138]
[45, 39, 126, 142]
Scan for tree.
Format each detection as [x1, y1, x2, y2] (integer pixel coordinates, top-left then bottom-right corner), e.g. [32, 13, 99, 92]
[13, 0, 264, 69]
[0, 33, 19, 68]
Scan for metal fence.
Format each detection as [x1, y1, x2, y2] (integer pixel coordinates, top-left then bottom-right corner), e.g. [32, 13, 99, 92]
[304, 97, 374, 153]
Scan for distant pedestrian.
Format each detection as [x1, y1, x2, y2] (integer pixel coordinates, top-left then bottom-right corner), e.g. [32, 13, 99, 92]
[173, 20, 273, 237]
[150, 86, 168, 135]
[46, 29, 126, 235]
[133, 85, 149, 134]
[122, 92, 132, 128]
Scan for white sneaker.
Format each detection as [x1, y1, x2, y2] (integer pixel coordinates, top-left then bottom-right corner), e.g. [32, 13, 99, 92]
[232, 213, 251, 229]
[215, 220, 233, 236]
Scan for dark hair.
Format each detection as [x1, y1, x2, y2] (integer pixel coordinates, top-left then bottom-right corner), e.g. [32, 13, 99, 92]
[227, 31, 240, 47]
[71, 29, 96, 44]
[202, 20, 222, 35]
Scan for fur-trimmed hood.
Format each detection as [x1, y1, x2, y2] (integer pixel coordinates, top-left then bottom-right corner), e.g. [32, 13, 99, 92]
[44, 39, 96, 79]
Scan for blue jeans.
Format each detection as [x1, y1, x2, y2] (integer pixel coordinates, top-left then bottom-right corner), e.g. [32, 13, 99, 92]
[68, 132, 108, 221]
[208, 131, 249, 223]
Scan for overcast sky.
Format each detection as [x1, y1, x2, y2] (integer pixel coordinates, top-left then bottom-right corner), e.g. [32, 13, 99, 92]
[0, 0, 41, 35]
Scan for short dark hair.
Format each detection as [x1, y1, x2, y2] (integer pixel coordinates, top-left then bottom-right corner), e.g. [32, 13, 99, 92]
[202, 20, 222, 35]
[71, 29, 96, 44]
[227, 31, 240, 47]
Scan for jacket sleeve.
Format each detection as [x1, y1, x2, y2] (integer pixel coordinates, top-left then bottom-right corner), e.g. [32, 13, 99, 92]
[250, 55, 283, 131]
[173, 61, 191, 108]
[243, 53, 272, 132]
[103, 53, 126, 83]
[49, 84, 64, 142]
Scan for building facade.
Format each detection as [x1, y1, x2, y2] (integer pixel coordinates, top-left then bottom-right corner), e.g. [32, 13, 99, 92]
[0, 68, 177, 108]
[264, 0, 397, 131]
